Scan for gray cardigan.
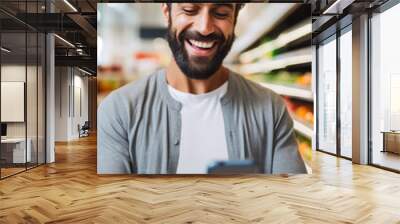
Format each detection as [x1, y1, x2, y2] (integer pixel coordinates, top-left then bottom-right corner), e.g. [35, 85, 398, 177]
[97, 69, 307, 174]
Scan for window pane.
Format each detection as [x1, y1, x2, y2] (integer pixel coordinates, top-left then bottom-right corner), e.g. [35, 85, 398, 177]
[318, 37, 337, 154]
[1, 30, 27, 177]
[27, 31, 38, 169]
[371, 3, 400, 171]
[26, 0, 39, 169]
[340, 29, 352, 158]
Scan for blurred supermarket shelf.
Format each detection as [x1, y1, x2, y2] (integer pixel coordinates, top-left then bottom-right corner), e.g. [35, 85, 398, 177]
[226, 3, 314, 160]
[225, 63, 313, 101]
[226, 3, 299, 62]
[258, 82, 313, 101]
[239, 19, 311, 64]
[238, 47, 311, 75]
[293, 118, 313, 139]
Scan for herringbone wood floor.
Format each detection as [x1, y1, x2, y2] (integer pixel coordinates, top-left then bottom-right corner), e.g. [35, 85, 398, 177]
[1, 134, 400, 224]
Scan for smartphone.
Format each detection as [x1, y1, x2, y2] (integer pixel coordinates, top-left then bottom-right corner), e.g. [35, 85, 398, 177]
[207, 160, 260, 174]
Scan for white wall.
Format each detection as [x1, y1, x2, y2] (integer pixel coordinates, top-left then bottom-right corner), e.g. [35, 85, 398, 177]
[1, 66, 26, 134]
[1, 65, 38, 138]
[55, 67, 69, 141]
[54, 67, 89, 141]
[71, 73, 89, 138]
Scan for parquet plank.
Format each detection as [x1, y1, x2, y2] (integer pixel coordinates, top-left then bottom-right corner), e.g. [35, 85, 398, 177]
[0, 135, 399, 223]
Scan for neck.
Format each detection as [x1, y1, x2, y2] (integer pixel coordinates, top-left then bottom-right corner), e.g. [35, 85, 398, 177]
[166, 59, 229, 94]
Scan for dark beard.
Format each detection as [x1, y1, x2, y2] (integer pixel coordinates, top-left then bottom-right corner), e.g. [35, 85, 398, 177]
[166, 26, 235, 80]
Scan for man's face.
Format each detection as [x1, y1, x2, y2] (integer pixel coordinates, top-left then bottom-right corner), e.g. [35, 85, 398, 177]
[165, 3, 237, 80]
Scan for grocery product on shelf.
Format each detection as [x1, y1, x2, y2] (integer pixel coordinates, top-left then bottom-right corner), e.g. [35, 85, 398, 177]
[97, 50, 169, 104]
[232, 5, 314, 163]
[248, 71, 311, 89]
[296, 133, 312, 162]
[238, 47, 311, 75]
[282, 97, 314, 164]
[239, 19, 311, 64]
[282, 96, 314, 126]
[97, 64, 124, 103]
[296, 72, 312, 87]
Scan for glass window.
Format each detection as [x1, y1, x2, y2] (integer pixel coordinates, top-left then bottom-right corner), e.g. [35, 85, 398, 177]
[27, 0, 38, 170]
[1, 30, 28, 177]
[371, 3, 400, 171]
[339, 28, 352, 158]
[317, 36, 337, 154]
[0, 1, 46, 179]
[27, 30, 38, 169]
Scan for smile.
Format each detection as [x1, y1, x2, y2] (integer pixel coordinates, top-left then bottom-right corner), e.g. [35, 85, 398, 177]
[187, 39, 216, 49]
[185, 39, 217, 57]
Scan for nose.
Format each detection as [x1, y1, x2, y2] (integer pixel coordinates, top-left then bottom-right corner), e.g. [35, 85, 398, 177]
[194, 11, 215, 36]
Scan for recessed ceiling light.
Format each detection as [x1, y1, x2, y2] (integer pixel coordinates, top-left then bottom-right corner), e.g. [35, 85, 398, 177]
[63, 0, 78, 12]
[78, 67, 93, 76]
[1, 47, 11, 53]
[54, 34, 75, 48]
[323, 0, 355, 15]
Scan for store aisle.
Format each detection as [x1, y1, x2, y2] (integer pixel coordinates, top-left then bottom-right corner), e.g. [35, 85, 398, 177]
[0, 135, 399, 223]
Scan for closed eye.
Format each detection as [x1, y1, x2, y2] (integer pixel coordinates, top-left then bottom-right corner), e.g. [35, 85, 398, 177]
[183, 8, 197, 15]
[214, 12, 229, 18]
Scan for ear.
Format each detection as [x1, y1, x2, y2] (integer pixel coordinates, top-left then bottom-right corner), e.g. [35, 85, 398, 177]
[161, 3, 169, 26]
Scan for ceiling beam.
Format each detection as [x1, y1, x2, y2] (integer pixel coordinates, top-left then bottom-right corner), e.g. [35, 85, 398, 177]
[55, 55, 96, 69]
[67, 13, 97, 39]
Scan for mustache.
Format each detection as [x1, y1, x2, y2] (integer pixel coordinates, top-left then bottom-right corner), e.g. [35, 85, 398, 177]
[178, 30, 225, 43]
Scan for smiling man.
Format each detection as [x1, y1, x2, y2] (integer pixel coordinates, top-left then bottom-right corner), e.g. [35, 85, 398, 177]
[97, 3, 307, 174]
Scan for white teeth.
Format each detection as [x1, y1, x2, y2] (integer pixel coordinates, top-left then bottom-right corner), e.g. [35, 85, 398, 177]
[189, 39, 214, 49]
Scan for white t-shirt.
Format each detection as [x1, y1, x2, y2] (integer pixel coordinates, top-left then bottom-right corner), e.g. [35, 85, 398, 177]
[168, 82, 229, 174]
